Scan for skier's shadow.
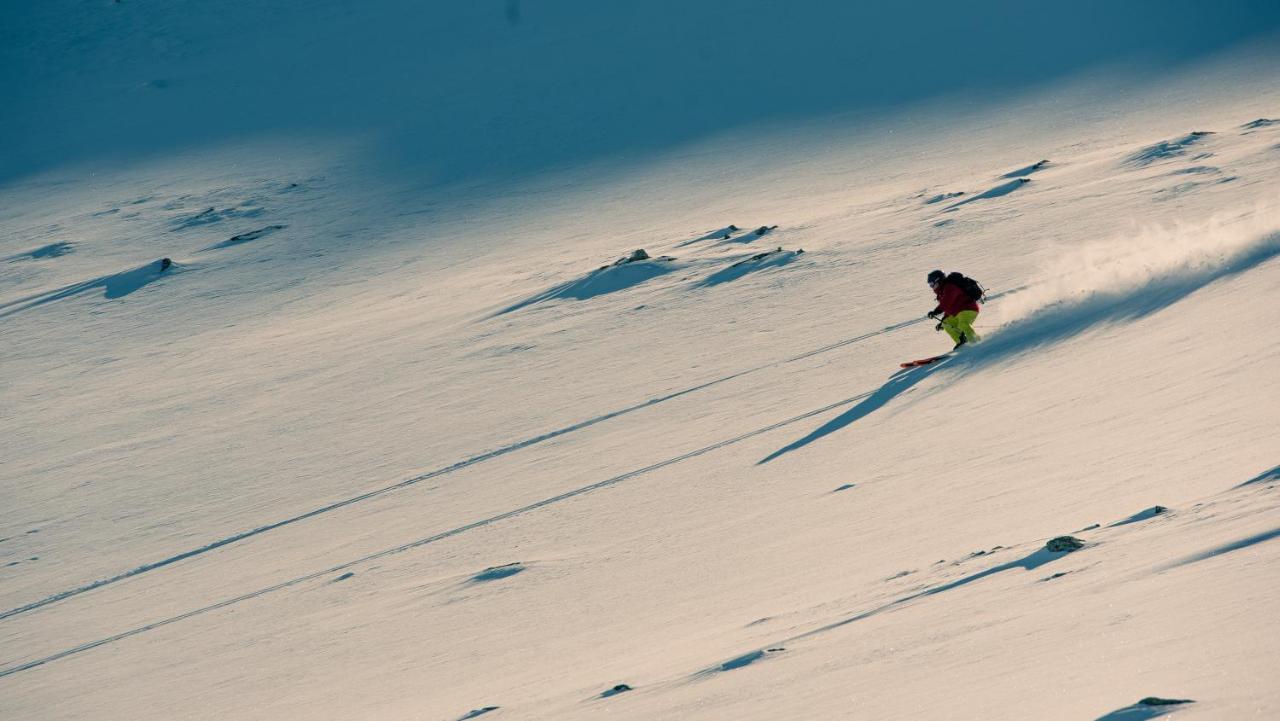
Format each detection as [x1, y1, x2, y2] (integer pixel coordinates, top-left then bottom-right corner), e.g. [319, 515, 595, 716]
[757, 360, 949, 464]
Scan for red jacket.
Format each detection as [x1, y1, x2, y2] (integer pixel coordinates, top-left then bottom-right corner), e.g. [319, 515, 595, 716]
[933, 280, 980, 317]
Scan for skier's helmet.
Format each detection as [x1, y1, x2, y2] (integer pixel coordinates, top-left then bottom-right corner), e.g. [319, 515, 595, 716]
[927, 269, 945, 286]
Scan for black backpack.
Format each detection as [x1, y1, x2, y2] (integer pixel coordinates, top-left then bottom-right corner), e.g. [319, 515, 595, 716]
[946, 271, 986, 302]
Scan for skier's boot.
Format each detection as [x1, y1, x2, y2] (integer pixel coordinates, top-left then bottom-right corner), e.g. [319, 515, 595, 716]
[953, 334, 968, 352]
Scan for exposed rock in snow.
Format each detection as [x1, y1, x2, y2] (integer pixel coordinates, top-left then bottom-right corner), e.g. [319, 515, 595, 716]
[1045, 536, 1085, 553]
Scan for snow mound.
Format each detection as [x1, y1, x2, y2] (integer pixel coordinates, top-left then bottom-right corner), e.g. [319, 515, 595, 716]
[496, 251, 680, 315]
[1124, 132, 1214, 166]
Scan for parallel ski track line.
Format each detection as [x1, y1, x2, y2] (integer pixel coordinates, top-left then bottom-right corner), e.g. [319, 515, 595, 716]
[0, 384, 887, 679]
[2, 307, 967, 622]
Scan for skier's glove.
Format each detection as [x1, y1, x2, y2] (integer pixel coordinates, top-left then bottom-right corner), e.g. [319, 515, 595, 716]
[935, 322, 944, 331]
[926, 310, 939, 320]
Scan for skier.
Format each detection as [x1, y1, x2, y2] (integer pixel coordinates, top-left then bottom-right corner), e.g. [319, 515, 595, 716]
[926, 269, 981, 350]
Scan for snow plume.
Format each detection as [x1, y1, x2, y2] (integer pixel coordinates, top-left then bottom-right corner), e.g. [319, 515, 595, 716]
[975, 206, 1280, 359]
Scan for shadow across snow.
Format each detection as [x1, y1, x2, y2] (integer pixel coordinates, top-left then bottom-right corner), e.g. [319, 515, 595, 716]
[943, 178, 1030, 211]
[924, 191, 965, 205]
[471, 563, 524, 582]
[1110, 506, 1169, 527]
[758, 358, 951, 464]
[693, 543, 1081, 681]
[697, 248, 802, 287]
[790, 546, 1074, 639]
[171, 205, 265, 231]
[496, 257, 679, 315]
[0, 259, 176, 318]
[693, 648, 786, 678]
[676, 224, 742, 246]
[1095, 698, 1194, 720]
[1159, 527, 1280, 571]
[4, 241, 74, 261]
[713, 225, 778, 246]
[1236, 464, 1279, 488]
[1125, 132, 1213, 166]
[1240, 118, 1279, 132]
[1001, 159, 1050, 178]
[204, 224, 286, 251]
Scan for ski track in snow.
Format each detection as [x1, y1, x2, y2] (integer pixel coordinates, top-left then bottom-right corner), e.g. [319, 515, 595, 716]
[0, 311, 959, 623]
[0, 381, 894, 678]
[10, 339, 1268, 681]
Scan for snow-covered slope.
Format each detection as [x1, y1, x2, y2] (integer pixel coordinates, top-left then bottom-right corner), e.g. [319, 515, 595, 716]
[3, 3, 1280, 720]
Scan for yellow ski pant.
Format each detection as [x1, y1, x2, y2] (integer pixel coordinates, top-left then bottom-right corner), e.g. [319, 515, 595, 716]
[942, 310, 979, 344]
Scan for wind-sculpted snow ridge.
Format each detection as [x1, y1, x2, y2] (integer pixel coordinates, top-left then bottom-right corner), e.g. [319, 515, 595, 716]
[1237, 465, 1280, 488]
[203, 224, 287, 251]
[697, 248, 804, 287]
[676, 224, 742, 246]
[942, 178, 1031, 211]
[495, 251, 681, 315]
[1124, 131, 1214, 166]
[1240, 118, 1279, 131]
[1001, 159, 1050, 178]
[961, 208, 1280, 363]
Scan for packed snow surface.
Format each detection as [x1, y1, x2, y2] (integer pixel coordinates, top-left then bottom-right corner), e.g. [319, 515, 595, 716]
[2, 2, 1279, 720]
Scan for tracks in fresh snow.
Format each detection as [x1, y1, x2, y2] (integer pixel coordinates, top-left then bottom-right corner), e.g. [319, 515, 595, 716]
[0, 383, 889, 678]
[1, 312, 953, 623]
